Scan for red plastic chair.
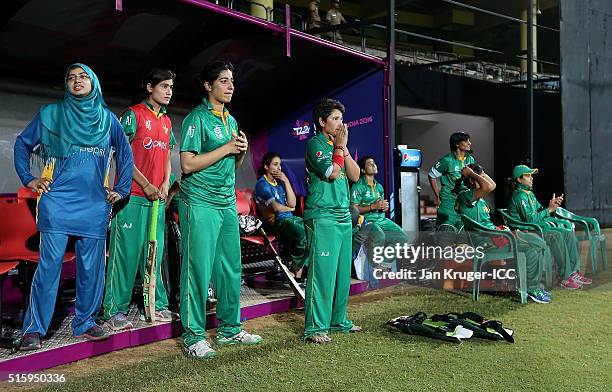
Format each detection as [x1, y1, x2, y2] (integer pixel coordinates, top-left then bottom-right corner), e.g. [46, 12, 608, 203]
[236, 188, 278, 260]
[0, 196, 40, 263]
[0, 191, 76, 322]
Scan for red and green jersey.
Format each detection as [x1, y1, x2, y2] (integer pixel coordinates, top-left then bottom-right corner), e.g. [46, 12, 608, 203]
[120, 101, 175, 198]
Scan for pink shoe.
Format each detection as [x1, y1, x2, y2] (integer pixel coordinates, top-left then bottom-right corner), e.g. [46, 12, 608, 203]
[560, 276, 582, 290]
[571, 271, 592, 285]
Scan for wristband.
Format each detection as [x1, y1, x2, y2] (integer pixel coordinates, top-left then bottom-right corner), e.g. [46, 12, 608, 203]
[332, 154, 345, 168]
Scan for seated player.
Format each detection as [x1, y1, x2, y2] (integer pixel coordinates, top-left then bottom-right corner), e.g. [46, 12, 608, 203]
[506, 165, 591, 289]
[254, 152, 308, 277]
[351, 156, 408, 268]
[455, 164, 553, 303]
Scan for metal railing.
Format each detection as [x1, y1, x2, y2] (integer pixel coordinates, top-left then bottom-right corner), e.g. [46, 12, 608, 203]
[203, 0, 559, 88]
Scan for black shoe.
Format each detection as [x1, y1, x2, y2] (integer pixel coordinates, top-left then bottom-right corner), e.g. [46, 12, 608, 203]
[74, 324, 109, 341]
[19, 333, 41, 351]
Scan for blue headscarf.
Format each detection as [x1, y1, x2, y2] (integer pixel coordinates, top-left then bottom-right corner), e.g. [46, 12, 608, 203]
[38, 63, 112, 159]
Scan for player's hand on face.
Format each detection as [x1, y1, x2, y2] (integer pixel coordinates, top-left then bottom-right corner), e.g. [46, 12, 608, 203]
[27, 177, 52, 193]
[335, 124, 348, 147]
[106, 190, 122, 204]
[143, 183, 160, 201]
[273, 170, 287, 181]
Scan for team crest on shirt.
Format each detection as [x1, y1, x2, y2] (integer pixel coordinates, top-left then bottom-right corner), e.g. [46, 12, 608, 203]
[163, 124, 169, 134]
[145, 120, 152, 131]
[365, 191, 371, 197]
[214, 126, 224, 139]
[187, 125, 195, 138]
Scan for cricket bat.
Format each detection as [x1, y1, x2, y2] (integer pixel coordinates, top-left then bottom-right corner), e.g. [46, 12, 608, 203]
[259, 227, 305, 302]
[143, 199, 159, 322]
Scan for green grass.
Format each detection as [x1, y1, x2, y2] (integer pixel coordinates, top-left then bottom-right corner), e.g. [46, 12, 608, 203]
[41, 274, 612, 392]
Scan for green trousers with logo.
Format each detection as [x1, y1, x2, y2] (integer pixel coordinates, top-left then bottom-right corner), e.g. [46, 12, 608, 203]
[103, 195, 168, 320]
[352, 218, 408, 266]
[179, 201, 242, 347]
[272, 216, 308, 269]
[540, 220, 580, 280]
[514, 231, 550, 290]
[436, 197, 461, 230]
[303, 217, 353, 339]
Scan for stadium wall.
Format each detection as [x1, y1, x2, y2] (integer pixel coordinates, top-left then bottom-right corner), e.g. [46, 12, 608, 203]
[560, 0, 612, 225]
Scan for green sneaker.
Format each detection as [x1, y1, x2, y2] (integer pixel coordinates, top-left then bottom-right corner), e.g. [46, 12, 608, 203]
[215, 330, 262, 347]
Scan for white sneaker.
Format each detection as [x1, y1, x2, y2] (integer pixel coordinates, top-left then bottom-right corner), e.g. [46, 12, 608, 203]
[183, 340, 217, 359]
[139, 310, 179, 322]
[215, 330, 263, 346]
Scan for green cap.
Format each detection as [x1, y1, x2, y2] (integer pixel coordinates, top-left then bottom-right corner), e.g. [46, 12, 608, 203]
[512, 165, 538, 179]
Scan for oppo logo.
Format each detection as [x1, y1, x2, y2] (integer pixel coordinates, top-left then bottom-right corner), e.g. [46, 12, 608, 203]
[143, 137, 167, 150]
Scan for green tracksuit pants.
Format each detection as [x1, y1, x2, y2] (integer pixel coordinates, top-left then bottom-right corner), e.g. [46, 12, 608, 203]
[541, 221, 580, 280]
[436, 197, 461, 230]
[514, 231, 551, 290]
[303, 218, 353, 338]
[179, 201, 242, 347]
[272, 216, 309, 269]
[352, 218, 408, 266]
[103, 195, 168, 319]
